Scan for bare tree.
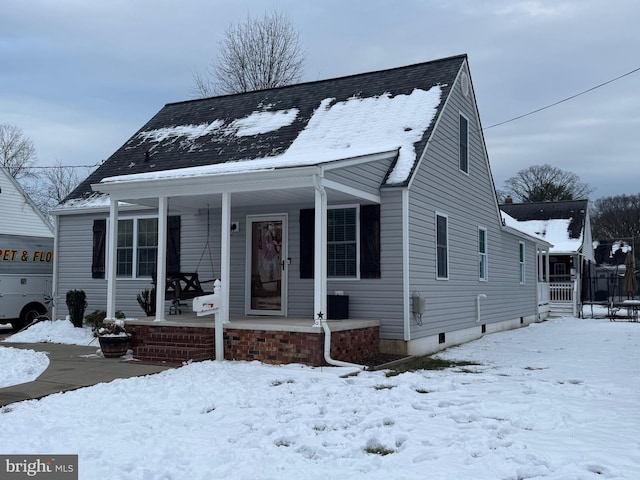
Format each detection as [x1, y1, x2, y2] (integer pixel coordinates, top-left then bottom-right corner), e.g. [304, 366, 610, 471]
[0, 123, 37, 180]
[502, 164, 594, 202]
[25, 160, 84, 219]
[591, 193, 640, 240]
[591, 193, 640, 267]
[193, 11, 305, 97]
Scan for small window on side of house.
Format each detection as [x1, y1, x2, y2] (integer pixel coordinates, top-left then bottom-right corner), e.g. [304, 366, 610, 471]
[519, 241, 525, 284]
[459, 114, 469, 174]
[436, 213, 449, 279]
[479, 227, 487, 281]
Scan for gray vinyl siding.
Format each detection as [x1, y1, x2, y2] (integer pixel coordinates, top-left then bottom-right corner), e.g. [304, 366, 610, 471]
[227, 198, 401, 323]
[56, 211, 154, 318]
[324, 159, 392, 195]
[375, 189, 405, 339]
[405, 62, 538, 339]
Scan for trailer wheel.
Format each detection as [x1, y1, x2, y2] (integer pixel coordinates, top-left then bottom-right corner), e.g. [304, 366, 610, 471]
[12, 303, 47, 331]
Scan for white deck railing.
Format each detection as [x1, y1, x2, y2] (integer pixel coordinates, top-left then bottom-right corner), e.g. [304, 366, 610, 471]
[549, 282, 574, 303]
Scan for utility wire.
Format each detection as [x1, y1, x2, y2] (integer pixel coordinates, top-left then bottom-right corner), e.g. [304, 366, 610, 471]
[484, 65, 640, 130]
[20, 65, 640, 169]
[26, 162, 102, 170]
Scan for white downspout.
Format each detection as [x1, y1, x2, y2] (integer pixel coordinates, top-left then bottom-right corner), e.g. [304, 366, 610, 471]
[320, 321, 365, 370]
[476, 294, 487, 323]
[313, 174, 365, 370]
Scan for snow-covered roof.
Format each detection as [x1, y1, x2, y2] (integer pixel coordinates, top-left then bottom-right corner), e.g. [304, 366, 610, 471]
[501, 211, 582, 253]
[61, 55, 466, 208]
[101, 87, 441, 185]
[500, 200, 589, 254]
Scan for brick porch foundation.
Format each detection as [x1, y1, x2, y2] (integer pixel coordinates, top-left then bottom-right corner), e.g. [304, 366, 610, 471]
[125, 322, 379, 366]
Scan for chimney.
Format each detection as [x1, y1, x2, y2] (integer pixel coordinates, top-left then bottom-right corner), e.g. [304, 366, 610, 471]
[504, 195, 513, 204]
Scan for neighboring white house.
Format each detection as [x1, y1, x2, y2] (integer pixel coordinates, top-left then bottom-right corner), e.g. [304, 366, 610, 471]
[501, 199, 593, 318]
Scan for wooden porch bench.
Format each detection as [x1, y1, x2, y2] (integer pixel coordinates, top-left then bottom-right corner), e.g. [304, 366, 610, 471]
[152, 272, 215, 314]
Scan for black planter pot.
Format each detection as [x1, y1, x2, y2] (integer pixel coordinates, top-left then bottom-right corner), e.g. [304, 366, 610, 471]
[98, 335, 131, 358]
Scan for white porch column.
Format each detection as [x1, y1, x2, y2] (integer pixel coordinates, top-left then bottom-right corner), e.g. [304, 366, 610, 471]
[106, 198, 119, 320]
[154, 196, 168, 321]
[220, 192, 231, 324]
[313, 177, 327, 327]
[51, 214, 60, 322]
[537, 247, 543, 282]
[545, 251, 550, 282]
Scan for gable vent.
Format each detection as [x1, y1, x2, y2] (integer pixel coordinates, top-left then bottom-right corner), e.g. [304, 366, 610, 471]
[460, 72, 470, 97]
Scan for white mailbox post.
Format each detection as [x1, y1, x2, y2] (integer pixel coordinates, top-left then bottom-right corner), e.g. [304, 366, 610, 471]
[192, 279, 223, 361]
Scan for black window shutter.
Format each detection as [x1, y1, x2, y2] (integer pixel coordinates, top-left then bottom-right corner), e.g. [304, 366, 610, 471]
[92, 219, 106, 279]
[167, 215, 180, 275]
[299, 209, 315, 279]
[360, 205, 381, 278]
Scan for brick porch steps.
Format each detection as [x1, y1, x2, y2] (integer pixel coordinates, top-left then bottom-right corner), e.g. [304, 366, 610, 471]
[129, 326, 215, 364]
[133, 345, 213, 364]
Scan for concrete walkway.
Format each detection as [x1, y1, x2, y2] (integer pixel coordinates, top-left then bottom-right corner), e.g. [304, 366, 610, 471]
[0, 342, 170, 407]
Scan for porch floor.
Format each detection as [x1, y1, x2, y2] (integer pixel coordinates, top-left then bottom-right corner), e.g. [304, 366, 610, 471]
[125, 314, 380, 333]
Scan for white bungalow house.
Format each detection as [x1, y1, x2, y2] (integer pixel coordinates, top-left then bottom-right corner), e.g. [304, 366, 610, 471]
[52, 55, 548, 365]
[500, 199, 594, 317]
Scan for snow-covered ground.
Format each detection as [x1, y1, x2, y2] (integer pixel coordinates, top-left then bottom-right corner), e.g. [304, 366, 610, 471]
[1, 314, 639, 479]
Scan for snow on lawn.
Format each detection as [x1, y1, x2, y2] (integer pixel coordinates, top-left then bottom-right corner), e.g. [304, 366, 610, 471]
[1, 320, 95, 386]
[3, 319, 94, 346]
[1, 317, 639, 479]
[0, 347, 49, 388]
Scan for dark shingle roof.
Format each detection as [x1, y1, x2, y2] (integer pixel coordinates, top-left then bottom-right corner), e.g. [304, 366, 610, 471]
[500, 199, 589, 239]
[65, 55, 466, 202]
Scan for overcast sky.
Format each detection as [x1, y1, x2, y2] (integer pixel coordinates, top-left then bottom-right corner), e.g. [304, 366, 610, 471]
[1, 0, 638, 200]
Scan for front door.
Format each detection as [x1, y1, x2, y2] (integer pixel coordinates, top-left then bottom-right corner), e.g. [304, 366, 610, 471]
[246, 214, 287, 316]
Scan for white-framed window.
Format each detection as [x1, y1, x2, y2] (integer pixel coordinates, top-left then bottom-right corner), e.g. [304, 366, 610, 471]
[519, 241, 525, 284]
[436, 213, 449, 279]
[459, 113, 469, 173]
[116, 216, 158, 278]
[328, 205, 359, 278]
[478, 227, 488, 281]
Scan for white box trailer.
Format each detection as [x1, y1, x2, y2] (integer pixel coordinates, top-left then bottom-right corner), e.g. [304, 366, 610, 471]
[0, 234, 53, 330]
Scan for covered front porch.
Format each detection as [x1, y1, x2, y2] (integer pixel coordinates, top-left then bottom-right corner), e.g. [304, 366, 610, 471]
[89, 154, 394, 366]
